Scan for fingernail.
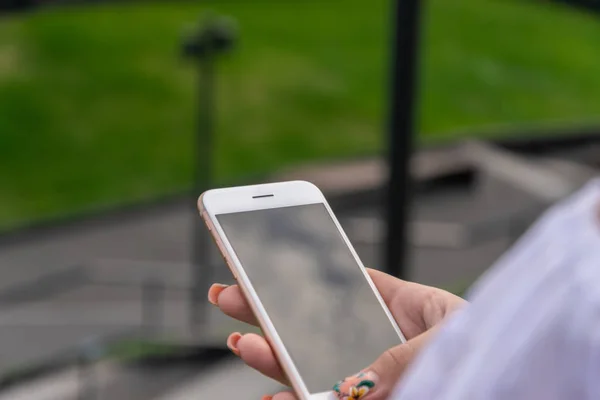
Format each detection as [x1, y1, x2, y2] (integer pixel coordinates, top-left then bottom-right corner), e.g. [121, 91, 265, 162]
[261, 396, 273, 400]
[208, 283, 228, 305]
[227, 332, 242, 356]
[333, 371, 379, 400]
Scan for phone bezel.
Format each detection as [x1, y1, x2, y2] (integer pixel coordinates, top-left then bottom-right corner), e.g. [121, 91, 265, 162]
[199, 180, 406, 400]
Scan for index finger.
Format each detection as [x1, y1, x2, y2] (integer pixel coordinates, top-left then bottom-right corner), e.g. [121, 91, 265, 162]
[215, 284, 259, 326]
[214, 268, 393, 328]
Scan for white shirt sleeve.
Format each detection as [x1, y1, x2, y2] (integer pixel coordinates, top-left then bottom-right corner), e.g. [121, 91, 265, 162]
[389, 179, 600, 400]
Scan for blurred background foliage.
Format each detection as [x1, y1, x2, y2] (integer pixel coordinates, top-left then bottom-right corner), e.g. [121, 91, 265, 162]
[1, 0, 600, 230]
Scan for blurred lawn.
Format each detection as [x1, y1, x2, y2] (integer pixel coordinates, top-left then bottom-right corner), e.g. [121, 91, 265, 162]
[1, 0, 600, 229]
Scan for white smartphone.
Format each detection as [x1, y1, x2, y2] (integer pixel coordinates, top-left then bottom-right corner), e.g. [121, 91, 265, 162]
[199, 180, 406, 400]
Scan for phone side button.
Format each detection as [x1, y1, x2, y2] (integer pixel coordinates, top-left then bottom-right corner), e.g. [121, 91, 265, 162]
[215, 238, 227, 261]
[231, 269, 239, 282]
[202, 211, 213, 231]
[226, 260, 239, 281]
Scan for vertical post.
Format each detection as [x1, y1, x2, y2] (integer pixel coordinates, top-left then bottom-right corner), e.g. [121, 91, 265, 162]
[142, 277, 164, 335]
[506, 206, 538, 250]
[183, 16, 236, 331]
[384, 0, 423, 279]
[191, 35, 215, 332]
[77, 338, 103, 400]
[77, 354, 94, 400]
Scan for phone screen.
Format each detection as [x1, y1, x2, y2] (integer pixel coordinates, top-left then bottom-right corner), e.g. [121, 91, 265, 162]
[216, 203, 402, 394]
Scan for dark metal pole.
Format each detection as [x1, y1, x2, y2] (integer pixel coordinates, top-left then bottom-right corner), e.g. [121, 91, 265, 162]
[384, 0, 423, 279]
[142, 277, 165, 335]
[77, 355, 95, 400]
[77, 338, 103, 400]
[191, 30, 215, 332]
[183, 16, 236, 331]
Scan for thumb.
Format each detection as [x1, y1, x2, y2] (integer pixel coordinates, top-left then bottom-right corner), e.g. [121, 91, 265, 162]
[332, 330, 435, 400]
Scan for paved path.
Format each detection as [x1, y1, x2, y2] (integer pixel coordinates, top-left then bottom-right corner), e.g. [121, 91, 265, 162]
[0, 362, 120, 400]
[0, 357, 280, 400]
[156, 358, 282, 400]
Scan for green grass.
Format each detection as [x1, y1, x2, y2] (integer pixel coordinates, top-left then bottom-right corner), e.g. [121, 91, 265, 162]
[1, 0, 600, 229]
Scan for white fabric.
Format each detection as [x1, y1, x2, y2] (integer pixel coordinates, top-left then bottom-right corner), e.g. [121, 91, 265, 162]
[391, 179, 600, 400]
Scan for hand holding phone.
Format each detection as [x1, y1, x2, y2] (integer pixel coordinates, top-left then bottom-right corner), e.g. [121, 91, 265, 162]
[211, 269, 464, 400]
[200, 181, 465, 399]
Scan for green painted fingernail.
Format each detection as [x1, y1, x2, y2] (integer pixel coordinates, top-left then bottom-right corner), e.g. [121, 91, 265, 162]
[333, 371, 378, 399]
